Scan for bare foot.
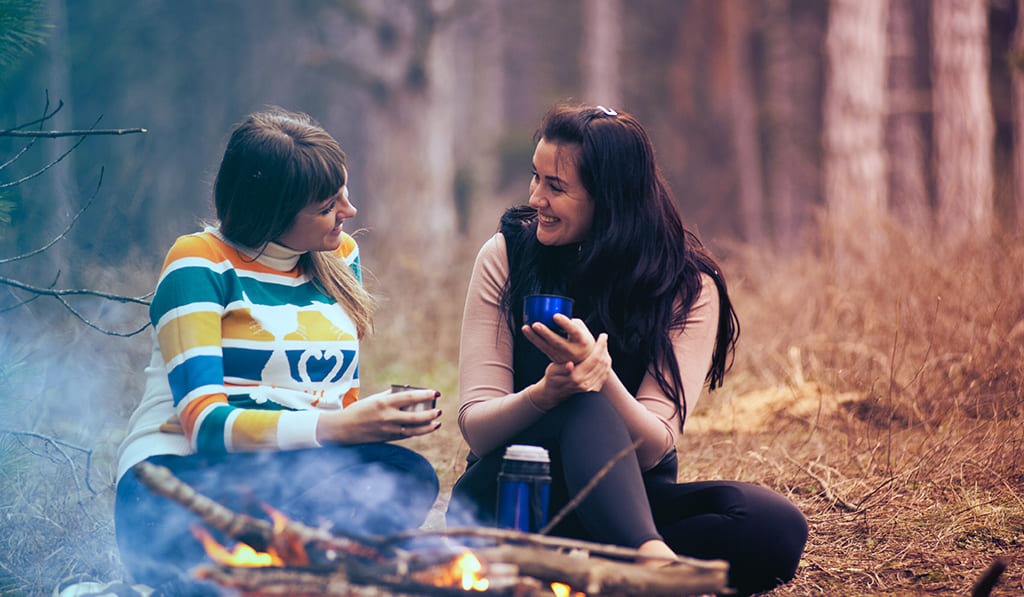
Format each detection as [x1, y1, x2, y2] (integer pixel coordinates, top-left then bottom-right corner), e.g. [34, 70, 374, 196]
[637, 539, 678, 567]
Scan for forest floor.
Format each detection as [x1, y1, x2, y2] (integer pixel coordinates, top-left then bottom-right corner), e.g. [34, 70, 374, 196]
[2, 221, 1022, 596]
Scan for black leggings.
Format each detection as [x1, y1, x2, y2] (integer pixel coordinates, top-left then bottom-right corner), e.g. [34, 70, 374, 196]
[116, 444, 438, 591]
[447, 393, 807, 596]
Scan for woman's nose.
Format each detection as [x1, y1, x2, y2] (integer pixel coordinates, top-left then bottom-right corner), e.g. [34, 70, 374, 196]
[337, 200, 357, 219]
[528, 186, 545, 208]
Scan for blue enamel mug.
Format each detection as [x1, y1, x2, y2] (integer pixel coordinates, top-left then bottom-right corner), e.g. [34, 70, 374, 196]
[523, 294, 574, 335]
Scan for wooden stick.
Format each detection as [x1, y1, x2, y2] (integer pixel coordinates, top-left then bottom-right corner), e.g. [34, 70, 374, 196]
[476, 544, 727, 597]
[539, 438, 643, 535]
[133, 461, 387, 564]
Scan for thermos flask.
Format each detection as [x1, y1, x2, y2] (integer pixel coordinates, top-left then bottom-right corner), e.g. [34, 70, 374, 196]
[496, 444, 551, 532]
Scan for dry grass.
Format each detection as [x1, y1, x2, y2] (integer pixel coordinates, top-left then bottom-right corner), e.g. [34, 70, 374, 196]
[1, 221, 1022, 596]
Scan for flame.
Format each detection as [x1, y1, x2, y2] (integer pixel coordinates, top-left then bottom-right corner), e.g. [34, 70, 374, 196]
[191, 525, 284, 568]
[454, 551, 490, 591]
[262, 503, 290, 533]
[551, 582, 585, 597]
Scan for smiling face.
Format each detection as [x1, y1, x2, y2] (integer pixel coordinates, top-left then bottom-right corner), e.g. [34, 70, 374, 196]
[275, 184, 357, 253]
[529, 139, 594, 246]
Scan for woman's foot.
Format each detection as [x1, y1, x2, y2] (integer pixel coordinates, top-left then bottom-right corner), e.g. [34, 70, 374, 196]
[637, 539, 678, 568]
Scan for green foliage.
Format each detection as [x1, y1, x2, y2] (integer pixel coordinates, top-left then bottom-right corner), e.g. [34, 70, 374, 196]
[0, 0, 49, 69]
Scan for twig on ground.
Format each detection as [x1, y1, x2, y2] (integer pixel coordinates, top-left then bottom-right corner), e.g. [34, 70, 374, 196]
[782, 450, 858, 512]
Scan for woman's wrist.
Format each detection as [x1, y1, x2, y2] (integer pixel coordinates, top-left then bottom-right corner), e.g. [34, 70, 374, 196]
[315, 409, 349, 445]
[524, 381, 553, 412]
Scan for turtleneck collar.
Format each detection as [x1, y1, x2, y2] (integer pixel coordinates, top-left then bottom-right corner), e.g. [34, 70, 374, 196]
[208, 226, 305, 272]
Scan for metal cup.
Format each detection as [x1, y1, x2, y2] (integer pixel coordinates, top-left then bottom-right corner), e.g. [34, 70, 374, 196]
[522, 294, 574, 335]
[390, 384, 436, 412]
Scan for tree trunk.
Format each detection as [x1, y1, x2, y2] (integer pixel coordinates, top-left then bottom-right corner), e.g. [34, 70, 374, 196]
[931, 0, 994, 239]
[315, 0, 458, 270]
[581, 0, 622, 108]
[764, 0, 822, 254]
[1012, 0, 1024, 232]
[719, 0, 765, 246]
[823, 0, 889, 259]
[886, 0, 931, 230]
[454, 0, 505, 235]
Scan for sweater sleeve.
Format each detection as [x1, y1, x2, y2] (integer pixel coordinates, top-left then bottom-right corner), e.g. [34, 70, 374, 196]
[457, 234, 551, 455]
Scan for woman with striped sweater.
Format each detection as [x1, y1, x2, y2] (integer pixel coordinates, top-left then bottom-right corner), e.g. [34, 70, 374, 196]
[114, 108, 441, 593]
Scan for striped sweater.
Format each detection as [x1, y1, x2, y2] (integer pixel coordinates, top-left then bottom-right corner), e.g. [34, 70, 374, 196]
[117, 228, 363, 479]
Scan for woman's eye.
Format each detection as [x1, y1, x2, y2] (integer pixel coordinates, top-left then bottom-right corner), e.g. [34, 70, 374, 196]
[319, 202, 335, 215]
[550, 184, 564, 193]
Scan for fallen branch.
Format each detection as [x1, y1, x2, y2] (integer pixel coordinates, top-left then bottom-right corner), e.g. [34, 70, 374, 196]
[133, 461, 391, 567]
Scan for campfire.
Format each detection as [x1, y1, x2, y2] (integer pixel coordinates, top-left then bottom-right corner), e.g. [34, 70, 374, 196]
[135, 462, 729, 596]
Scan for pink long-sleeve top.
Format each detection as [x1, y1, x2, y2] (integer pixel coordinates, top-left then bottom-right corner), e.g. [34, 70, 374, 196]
[457, 233, 721, 470]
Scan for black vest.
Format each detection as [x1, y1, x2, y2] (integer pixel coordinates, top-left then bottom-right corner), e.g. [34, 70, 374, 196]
[500, 208, 647, 395]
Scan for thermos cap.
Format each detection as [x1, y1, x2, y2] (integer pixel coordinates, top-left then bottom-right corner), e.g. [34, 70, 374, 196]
[504, 444, 550, 463]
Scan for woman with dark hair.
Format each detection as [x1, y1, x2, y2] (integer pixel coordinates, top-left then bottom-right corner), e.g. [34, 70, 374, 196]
[115, 108, 442, 593]
[447, 104, 807, 596]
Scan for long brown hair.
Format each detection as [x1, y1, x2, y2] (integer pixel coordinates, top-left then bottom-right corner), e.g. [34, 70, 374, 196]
[502, 104, 738, 426]
[214, 107, 374, 337]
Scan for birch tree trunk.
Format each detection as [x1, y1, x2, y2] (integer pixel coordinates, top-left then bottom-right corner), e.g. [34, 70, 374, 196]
[823, 0, 889, 259]
[581, 0, 622, 108]
[886, 0, 930, 230]
[1011, 0, 1024, 232]
[931, 0, 994, 239]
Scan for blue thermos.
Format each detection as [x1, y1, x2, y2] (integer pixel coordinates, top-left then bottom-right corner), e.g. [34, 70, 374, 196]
[496, 444, 551, 533]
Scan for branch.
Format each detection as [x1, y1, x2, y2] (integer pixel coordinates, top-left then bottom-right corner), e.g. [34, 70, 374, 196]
[0, 275, 151, 305]
[2, 94, 63, 133]
[0, 167, 103, 265]
[0, 128, 147, 138]
[0, 95, 62, 171]
[0, 114, 104, 189]
[53, 292, 151, 337]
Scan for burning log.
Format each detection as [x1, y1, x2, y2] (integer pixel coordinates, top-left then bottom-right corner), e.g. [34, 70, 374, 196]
[133, 461, 394, 567]
[135, 461, 730, 596]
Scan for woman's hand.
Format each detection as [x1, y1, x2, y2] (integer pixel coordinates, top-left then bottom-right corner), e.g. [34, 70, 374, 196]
[315, 389, 442, 444]
[522, 313, 595, 363]
[528, 333, 612, 410]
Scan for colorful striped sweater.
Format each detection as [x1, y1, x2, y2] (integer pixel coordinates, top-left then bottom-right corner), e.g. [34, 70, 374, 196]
[117, 228, 363, 479]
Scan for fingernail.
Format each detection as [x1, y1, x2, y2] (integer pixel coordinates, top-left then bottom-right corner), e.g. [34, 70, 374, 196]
[434, 390, 441, 397]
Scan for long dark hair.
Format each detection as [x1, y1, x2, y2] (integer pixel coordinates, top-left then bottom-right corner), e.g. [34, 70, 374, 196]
[213, 107, 374, 337]
[501, 104, 738, 426]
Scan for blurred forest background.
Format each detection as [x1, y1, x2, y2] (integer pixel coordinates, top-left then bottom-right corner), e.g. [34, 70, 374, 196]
[2, 0, 1024, 595]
